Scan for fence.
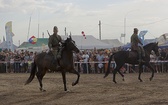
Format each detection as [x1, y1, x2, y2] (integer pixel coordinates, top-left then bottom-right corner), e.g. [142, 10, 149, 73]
[0, 61, 168, 73]
[74, 60, 168, 74]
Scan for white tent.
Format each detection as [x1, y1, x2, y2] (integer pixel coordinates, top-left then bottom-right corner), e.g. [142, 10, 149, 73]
[17, 35, 113, 52]
[62, 35, 112, 49]
[101, 39, 124, 47]
[0, 41, 17, 51]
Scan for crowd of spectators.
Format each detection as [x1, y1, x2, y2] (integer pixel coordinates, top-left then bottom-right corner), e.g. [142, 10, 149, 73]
[73, 47, 168, 74]
[0, 49, 37, 73]
[0, 47, 168, 74]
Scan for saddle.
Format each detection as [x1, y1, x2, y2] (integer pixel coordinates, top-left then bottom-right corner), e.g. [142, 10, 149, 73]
[128, 51, 138, 58]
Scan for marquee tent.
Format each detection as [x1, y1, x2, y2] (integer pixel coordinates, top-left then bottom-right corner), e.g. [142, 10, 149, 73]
[101, 39, 124, 47]
[0, 41, 17, 51]
[17, 35, 113, 52]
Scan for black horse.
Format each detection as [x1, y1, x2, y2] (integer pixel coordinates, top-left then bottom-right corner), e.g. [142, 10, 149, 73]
[25, 36, 80, 91]
[104, 42, 159, 83]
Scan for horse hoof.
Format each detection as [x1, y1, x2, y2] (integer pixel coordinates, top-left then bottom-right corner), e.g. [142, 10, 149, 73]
[42, 90, 46, 92]
[149, 78, 153, 81]
[40, 88, 46, 92]
[72, 82, 76, 86]
[65, 90, 70, 93]
[113, 81, 117, 84]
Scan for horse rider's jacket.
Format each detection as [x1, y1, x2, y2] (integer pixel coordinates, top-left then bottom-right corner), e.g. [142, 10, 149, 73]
[48, 33, 62, 59]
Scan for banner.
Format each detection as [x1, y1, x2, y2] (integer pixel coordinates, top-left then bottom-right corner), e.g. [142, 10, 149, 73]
[139, 30, 148, 37]
[139, 30, 148, 45]
[5, 21, 14, 52]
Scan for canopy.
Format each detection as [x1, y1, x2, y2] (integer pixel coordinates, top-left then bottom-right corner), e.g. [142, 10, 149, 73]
[17, 35, 113, 52]
[0, 41, 17, 51]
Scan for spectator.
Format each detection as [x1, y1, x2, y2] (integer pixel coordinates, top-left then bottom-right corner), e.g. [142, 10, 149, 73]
[82, 51, 89, 73]
[96, 50, 105, 73]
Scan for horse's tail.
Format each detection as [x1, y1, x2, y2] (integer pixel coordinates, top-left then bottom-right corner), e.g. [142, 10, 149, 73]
[104, 53, 115, 78]
[25, 61, 36, 85]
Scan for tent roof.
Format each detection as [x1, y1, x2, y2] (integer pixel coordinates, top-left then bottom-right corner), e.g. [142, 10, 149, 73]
[101, 39, 124, 47]
[63, 35, 112, 49]
[18, 35, 112, 50]
[18, 38, 47, 48]
[0, 41, 17, 50]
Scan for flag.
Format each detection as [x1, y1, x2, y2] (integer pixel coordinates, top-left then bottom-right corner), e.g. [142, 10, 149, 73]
[29, 36, 37, 44]
[5, 21, 14, 52]
[81, 31, 86, 39]
[157, 34, 168, 45]
[139, 30, 148, 37]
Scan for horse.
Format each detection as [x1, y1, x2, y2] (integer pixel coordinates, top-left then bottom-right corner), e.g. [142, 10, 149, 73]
[104, 42, 159, 83]
[25, 36, 80, 91]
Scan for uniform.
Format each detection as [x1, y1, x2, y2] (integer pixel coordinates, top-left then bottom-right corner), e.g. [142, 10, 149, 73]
[131, 28, 145, 63]
[48, 26, 62, 68]
[48, 26, 62, 60]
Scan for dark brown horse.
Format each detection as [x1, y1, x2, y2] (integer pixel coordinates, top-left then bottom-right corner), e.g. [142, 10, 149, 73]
[104, 42, 159, 83]
[25, 36, 80, 91]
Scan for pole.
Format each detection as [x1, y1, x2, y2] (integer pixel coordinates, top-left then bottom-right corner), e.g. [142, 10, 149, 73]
[27, 16, 31, 41]
[38, 11, 40, 38]
[98, 20, 101, 40]
[124, 17, 126, 44]
[42, 32, 44, 38]
[65, 27, 66, 36]
[18, 40, 20, 46]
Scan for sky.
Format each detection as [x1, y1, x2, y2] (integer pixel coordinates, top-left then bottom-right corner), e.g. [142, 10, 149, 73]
[1, 0, 168, 46]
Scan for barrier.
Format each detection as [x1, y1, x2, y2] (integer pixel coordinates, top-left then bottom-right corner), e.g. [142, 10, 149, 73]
[74, 60, 168, 74]
[0, 60, 167, 73]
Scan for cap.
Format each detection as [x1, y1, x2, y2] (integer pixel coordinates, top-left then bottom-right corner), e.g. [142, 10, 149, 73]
[53, 26, 58, 30]
[134, 28, 138, 31]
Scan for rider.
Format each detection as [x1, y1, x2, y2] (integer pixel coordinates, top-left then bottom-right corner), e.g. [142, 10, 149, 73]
[48, 26, 62, 69]
[130, 28, 145, 63]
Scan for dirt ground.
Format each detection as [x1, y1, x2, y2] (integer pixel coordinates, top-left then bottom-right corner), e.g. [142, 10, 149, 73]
[0, 72, 168, 105]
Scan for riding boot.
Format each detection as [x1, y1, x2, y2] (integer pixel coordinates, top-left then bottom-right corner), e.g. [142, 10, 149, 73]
[138, 52, 145, 63]
[56, 60, 61, 70]
[56, 55, 61, 70]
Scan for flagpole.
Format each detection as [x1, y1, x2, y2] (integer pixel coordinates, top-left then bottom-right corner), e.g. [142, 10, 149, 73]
[27, 16, 31, 41]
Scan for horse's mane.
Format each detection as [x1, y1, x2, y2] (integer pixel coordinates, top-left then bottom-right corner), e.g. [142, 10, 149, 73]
[143, 42, 156, 49]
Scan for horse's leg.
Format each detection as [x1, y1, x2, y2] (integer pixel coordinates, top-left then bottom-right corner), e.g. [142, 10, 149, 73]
[145, 63, 155, 81]
[69, 69, 80, 86]
[112, 68, 117, 83]
[117, 70, 125, 81]
[138, 64, 143, 82]
[36, 68, 46, 92]
[61, 71, 67, 91]
[116, 62, 125, 81]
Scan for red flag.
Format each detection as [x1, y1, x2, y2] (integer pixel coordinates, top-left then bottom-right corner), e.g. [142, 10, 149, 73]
[81, 31, 86, 39]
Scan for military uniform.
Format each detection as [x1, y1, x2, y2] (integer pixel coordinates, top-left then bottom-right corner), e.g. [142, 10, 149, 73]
[48, 33, 62, 59]
[48, 26, 62, 66]
[131, 28, 145, 63]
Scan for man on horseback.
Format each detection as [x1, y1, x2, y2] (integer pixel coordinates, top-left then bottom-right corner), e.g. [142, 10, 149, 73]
[48, 26, 62, 69]
[131, 28, 145, 63]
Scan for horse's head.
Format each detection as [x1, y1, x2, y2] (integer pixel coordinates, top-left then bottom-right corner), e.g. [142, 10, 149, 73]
[64, 36, 80, 53]
[152, 42, 159, 56]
